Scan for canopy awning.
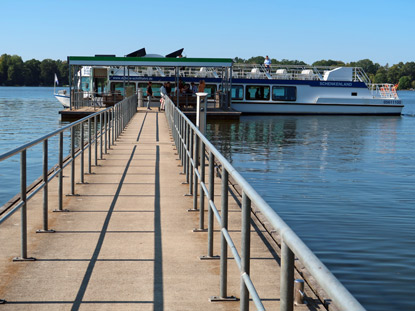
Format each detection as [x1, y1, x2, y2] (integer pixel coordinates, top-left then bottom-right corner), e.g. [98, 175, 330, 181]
[68, 56, 233, 68]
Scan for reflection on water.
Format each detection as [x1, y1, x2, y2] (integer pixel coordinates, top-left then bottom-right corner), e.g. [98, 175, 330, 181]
[207, 113, 415, 311]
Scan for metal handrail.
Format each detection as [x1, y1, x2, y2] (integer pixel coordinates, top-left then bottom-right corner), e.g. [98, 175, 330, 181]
[165, 96, 366, 311]
[0, 95, 137, 265]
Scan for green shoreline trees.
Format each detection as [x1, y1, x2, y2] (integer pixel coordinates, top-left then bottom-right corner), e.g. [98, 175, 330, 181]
[1, 53, 414, 89]
[0, 54, 68, 86]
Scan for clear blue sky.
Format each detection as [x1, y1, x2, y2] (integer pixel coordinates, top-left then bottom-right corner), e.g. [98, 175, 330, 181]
[1, 0, 413, 66]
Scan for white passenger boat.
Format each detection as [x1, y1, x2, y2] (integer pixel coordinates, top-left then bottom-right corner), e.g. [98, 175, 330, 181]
[53, 73, 70, 108]
[67, 52, 403, 115]
[54, 90, 70, 108]
[228, 65, 402, 115]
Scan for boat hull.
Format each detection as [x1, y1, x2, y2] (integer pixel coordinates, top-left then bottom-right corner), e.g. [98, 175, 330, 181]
[231, 101, 403, 115]
[55, 94, 70, 108]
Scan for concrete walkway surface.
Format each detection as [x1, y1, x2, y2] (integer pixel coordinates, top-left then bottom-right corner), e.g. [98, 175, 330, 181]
[0, 109, 321, 310]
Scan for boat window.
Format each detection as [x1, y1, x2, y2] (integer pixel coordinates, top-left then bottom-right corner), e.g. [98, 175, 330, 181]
[204, 84, 217, 99]
[272, 86, 296, 101]
[81, 77, 91, 92]
[246, 85, 270, 100]
[231, 85, 244, 99]
[351, 92, 357, 96]
[138, 83, 162, 97]
[111, 82, 136, 96]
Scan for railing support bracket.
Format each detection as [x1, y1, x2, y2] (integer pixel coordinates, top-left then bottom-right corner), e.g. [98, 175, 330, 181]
[36, 229, 55, 233]
[200, 255, 220, 261]
[13, 257, 36, 262]
[209, 296, 238, 302]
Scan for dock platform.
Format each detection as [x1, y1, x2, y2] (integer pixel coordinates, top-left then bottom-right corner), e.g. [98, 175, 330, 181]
[59, 107, 105, 121]
[0, 110, 319, 310]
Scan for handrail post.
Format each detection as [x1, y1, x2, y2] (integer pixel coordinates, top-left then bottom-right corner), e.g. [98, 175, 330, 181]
[104, 111, 107, 154]
[70, 126, 75, 195]
[80, 121, 85, 183]
[207, 152, 215, 257]
[56, 132, 64, 211]
[241, 192, 251, 311]
[281, 239, 295, 311]
[192, 135, 199, 211]
[94, 115, 98, 166]
[42, 140, 49, 229]
[184, 122, 189, 183]
[100, 114, 103, 159]
[13, 150, 35, 261]
[198, 140, 205, 230]
[220, 168, 229, 297]
[88, 118, 92, 173]
[111, 109, 115, 145]
[107, 110, 111, 149]
[37, 140, 54, 233]
[188, 128, 193, 195]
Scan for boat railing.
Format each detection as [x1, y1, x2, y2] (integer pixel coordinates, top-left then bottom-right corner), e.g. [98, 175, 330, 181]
[165, 94, 366, 311]
[70, 91, 128, 110]
[368, 83, 398, 99]
[232, 64, 372, 82]
[0, 95, 137, 265]
[353, 68, 371, 84]
[125, 64, 374, 86]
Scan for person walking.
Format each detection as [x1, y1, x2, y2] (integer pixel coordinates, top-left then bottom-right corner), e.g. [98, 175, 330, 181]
[146, 81, 153, 110]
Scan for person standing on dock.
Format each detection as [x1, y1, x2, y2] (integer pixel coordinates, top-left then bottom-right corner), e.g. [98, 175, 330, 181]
[264, 55, 271, 72]
[191, 82, 198, 94]
[146, 81, 153, 110]
[160, 83, 167, 111]
[198, 80, 205, 92]
[166, 82, 172, 97]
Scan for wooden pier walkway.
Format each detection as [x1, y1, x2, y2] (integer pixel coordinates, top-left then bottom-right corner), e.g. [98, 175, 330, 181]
[0, 109, 320, 310]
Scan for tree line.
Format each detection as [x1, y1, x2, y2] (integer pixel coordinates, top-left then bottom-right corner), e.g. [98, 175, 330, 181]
[1, 53, 415, 89]
[0, 54, 68, 86]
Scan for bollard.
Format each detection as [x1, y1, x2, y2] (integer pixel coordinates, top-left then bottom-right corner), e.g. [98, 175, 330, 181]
[294, 279, 305, 305]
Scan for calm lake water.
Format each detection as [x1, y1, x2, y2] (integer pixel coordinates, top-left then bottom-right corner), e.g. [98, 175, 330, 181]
[0, 87, 70, 205]
[206, 92, 415, 311]
[0, 87, 414, 311]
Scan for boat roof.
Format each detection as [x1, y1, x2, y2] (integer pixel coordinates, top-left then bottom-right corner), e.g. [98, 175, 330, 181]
[68, 56, 233, 67]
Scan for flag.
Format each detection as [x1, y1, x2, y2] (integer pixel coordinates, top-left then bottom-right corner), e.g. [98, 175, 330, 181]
[54, 74, 59, 85]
